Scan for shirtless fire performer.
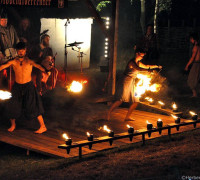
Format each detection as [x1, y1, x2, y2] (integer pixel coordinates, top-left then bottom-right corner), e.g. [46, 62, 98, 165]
[0, 42, 47, 133]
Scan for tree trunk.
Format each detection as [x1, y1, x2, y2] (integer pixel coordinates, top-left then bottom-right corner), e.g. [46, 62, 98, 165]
[154, 0, 159, 34]
[140, 0, 146, 35]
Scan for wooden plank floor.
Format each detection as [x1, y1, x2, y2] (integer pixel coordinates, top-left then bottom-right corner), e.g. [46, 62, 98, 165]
[0, 107, 199, 159]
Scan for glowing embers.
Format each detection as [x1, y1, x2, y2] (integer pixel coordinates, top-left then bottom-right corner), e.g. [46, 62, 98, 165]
[135, 73, 161, 98]
[0, 90, 12, 100]
[67, 80, 88, 93]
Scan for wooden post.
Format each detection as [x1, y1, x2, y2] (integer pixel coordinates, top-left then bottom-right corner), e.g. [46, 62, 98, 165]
[142, 133, 145, 145]
[79, 146, 82, 159]
[111, 0, 119, 95]
[168, 127, 171, 140]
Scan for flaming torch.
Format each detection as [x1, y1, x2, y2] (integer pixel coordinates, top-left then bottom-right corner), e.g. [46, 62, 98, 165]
[86, 132, 94, 141]
[0, 90, 12, 100]
[103, 125, 114, 137]
[189, 111, 198, 120]
[171, 114, 180, 124]
[158, 101, 165, 109]
[67, 80, 88, 93]
[157, 119, 163, 128]
[172, 103, 178, 112]
[148, 98, 154, 105]
[146, 120, 153, 130]
[127, 124, 134, 134]
[62, 133, 72, 145]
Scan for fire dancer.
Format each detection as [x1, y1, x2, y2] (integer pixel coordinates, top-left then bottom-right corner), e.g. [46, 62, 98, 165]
[0, 42, 47, 133]
[107, 48, 162, 121]
[185, 33, 200, 97]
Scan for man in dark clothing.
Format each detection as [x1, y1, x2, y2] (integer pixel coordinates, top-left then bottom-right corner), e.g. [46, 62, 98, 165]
[28, 34, 53, 94]
[0, 42, 47, 134]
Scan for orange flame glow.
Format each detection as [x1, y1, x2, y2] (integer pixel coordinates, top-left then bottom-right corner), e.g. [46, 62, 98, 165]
[135, 74, 161, 97]
[67, 81, 83, 93]
[127, 124, 131, 128]
[172, 103, 177, 110]
[171, 114, 178, 119]
[158, 101, 165, 105]
[86, 132, 90, 136]
[103, 125, 111, 133]
[189, 111, 197, 116]
[158, 118, 162, 122]
[62, 133, 69, 140]
[148, 98, 154, 103]
[146, 120, 151, 124]
[0, 90, 12, 100]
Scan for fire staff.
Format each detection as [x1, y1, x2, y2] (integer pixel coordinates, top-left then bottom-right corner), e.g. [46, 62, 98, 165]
[0, 42, 47, 133]
[107, 48, 162, 121]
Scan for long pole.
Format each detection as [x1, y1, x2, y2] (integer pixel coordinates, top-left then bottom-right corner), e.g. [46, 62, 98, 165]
[112, 0, 119, 95]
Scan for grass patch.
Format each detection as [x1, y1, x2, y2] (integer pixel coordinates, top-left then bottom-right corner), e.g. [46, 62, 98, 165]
[0, 129, 200, 179]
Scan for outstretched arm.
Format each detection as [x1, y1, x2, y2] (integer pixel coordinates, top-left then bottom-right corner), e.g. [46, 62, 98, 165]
[0, 60, 13, 71]
[138, 62, 161, 69]
[30, 60, 46, 72]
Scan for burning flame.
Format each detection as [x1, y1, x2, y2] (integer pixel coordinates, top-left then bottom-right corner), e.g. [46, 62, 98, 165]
[135, 74, 161, 97]
[127, 124, 132, 128]
[172, 103, 177, 110]
[103, 125, 111, 133]
[148, 98, 154, 103]
[145, 97, 150, 100]
[62, 133, 69, 140]
[0, 90, 12, 100]
[146, 120, 151, 124]
[158, 118, 162, 122]
[189, 111, 197, 116]
[67, 81, 83, 93]
[158, 101, 165, 105]
[171, 114, 178, 119]
[86, 132, 90, 136]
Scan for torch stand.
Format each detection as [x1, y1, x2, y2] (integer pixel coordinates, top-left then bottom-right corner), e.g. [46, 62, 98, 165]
[72, 46, 86, 74]
[64, 19, 70, 82]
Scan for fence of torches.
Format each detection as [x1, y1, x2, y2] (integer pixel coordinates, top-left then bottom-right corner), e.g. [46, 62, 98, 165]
[58, 112, 200, 159]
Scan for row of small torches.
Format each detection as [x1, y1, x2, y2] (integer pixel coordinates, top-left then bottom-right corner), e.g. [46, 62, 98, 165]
[144, 97, 179, 111]
[63, 111, 198, 145]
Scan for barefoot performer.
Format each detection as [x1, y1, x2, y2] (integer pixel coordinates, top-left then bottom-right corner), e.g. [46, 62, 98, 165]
[107, 48, 162, 121]
[0, 42, 47, 133]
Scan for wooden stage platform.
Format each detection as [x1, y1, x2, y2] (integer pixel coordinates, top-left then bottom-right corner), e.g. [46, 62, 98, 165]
[0, 107, 199, 159]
